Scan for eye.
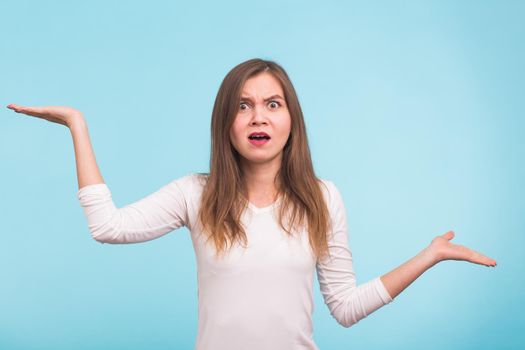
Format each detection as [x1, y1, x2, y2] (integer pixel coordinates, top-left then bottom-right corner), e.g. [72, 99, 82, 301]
[239, 102, 250, 110]
[268, 101, 281, 109]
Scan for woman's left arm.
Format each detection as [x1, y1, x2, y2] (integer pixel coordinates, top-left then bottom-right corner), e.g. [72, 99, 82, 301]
[380, 230, 497, 299]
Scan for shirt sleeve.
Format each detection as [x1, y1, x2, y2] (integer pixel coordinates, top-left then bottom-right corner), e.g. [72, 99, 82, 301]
[316, 180, 394, 328]
[77, 173, 194, 244]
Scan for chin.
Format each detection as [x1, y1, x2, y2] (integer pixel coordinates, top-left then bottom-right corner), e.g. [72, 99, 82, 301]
[240, 152, 282, 165]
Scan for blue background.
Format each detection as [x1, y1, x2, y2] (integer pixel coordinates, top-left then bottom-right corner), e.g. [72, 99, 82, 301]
[1, 1, 523, 349]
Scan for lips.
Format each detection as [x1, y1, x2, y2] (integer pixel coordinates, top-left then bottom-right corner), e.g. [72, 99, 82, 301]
[248, 131, 270, 146]
[248, 132, 271, 140]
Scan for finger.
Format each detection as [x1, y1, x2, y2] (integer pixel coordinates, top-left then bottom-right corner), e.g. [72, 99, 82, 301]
[8, 105, 50, 117]
[7, 103, 37, 111]
[442, 230, 455, 241]
[7, 103, 25, 112]
[23, 106, 49, 115]
[450, 240, 497, 267]
[7, 104, 29, 113]
[467, 249, 497, 267]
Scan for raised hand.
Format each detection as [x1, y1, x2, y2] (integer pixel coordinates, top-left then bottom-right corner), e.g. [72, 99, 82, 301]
[428, 230, 497, 267]
[7, 103, 83, 127]
[380, 230, 497, 299]
[7, 102, 102, 188]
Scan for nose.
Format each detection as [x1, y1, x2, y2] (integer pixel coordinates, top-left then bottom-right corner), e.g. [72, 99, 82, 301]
[250, 105, 268, 125]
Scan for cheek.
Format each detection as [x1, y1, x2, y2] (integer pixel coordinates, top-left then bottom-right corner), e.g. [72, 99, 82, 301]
[229, 121, 243, 146]
[279, 115, 292, 139]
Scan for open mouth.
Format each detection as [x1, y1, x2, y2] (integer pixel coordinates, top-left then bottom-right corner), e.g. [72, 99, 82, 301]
[248, 132, 271, 140]
[248, 132, 271, 145]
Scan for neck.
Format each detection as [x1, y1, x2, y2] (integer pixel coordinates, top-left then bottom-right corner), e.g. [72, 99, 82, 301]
[240, 157, 282, 201]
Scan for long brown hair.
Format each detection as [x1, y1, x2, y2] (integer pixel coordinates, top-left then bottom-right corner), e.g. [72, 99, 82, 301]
[198, 58, 331, 261]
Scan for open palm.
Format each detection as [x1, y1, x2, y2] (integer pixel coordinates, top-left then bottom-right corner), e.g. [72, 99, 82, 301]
[430, 231, 497, 267]
[7, 103, 83, 127]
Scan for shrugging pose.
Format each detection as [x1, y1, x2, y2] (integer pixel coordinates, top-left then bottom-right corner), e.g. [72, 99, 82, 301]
[7, 58, 497, 350]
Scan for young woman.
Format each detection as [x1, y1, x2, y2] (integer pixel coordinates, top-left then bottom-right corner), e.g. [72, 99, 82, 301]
[7, 58, 497, 350]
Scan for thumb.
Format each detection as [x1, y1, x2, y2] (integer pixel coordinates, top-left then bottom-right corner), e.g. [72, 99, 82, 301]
[442, 230, 455, 241]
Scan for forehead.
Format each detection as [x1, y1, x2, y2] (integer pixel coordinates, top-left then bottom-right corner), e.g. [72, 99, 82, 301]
[241, 72, 284, 98]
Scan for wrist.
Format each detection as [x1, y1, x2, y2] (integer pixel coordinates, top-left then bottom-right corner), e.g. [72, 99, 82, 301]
[419, 245, 440, 267]
[68, 114, 87, 131]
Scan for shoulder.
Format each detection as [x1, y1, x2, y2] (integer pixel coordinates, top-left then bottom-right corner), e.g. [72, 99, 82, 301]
[172, 172, 208, 187]
[170, 172, 208, 195]
[318, 178, 343, 203]
[317, 178, 347, 218]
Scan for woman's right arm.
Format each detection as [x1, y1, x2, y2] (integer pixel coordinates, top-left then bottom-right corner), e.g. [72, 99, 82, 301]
[76, 175, 190, 244]
[7, 104, 189, 244]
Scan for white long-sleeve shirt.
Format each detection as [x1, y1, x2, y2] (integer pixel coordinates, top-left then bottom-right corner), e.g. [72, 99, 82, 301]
[77, 173, 393, 350]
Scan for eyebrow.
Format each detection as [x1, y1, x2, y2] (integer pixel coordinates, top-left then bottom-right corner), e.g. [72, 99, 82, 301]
[240, 94, 285, 102]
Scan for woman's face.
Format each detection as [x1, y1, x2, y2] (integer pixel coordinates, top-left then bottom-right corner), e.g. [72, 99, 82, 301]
[229, 72, 292, 168]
